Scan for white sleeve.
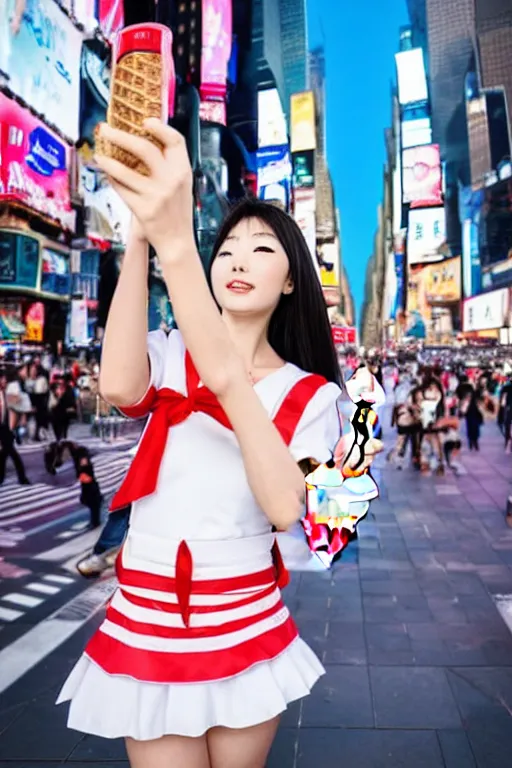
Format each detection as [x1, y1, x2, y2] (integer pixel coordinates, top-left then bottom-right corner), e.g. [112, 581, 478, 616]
[289, 382, 342, 464]
[146, 329, 169, 391]
[116, 329, 170, 417]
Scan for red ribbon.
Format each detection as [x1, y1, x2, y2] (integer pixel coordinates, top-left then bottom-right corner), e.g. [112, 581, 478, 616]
[110, 352, 231, 512]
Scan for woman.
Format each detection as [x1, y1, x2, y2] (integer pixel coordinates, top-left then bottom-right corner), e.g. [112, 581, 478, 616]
[27, 362, 50, 441]
[49, 377, 76, 442]
[465, 391, 483, 451]
[57, 121, 380, 768]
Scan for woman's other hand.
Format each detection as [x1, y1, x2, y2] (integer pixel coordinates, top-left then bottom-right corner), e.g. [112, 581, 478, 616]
[95, 120, 194, 255]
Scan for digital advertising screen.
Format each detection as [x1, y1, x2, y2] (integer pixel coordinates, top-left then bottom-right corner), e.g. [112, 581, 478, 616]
[200, 0, 232, 102]
[0, 0, 83, 141]
[258, 89, 288, 148]
[463, 287, 509, 332]
[257, 146, 292, 211]
[395, 48, 428, 106]
[402, 144, 443, 208]
[0, 94, 74, 230]
[401, 118, 433, 149]
[290, 91, 316, 153]
[0, 231, 40, 291]
[407, 207, 446, 264]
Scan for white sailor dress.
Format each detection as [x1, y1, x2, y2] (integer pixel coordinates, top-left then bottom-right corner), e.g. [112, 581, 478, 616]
[57, 329, 343, 740]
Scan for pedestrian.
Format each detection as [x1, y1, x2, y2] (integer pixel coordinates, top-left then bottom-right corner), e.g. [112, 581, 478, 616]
[77, 504, 131, 578]
[0, 372, 30, 486]
[500, 375, 512, 454]
[75, 446, 104, 529]
[465, 392, 483, 451]
[57, 123, 380, 768]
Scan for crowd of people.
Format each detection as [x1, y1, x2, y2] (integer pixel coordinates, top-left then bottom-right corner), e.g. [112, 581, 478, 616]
[386, 360, 512, 475]
[0, 347, 108, 487]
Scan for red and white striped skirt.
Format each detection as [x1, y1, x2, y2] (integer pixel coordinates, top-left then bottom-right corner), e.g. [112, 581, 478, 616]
[57, 530, 325, 739]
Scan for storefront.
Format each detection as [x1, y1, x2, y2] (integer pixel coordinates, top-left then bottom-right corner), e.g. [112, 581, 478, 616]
[0, 230, 72, 348]
[462, 287, 511, 341]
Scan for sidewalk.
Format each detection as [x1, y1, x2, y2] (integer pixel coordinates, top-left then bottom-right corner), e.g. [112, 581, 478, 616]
[1, 420, 512, 767]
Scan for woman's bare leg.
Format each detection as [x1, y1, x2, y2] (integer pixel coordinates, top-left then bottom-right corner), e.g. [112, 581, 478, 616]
[208, 716, 280, 768]
[126, 734, 210, 768]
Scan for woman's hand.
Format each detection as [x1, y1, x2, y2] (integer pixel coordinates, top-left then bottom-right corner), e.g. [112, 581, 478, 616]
[95, 120, 194, 255]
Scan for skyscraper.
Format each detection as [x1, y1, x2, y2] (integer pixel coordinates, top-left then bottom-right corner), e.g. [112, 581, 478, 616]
[279, 0, 308, 116]
[475, 0, 512, 143]
[426, 0, 474, 171]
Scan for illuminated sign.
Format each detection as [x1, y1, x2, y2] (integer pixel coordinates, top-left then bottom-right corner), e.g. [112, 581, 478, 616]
[402, 118, 432, 149]
[200, 0, 232, 102]
[407, 207, 446, 264]
[0, 0, 83, 140]
[395, 48, 428, 105]
[290, 92, 316, 153]
[463, 288, 509, 332]
[258, 89, 288, 148]
[402, 144, 443, 208]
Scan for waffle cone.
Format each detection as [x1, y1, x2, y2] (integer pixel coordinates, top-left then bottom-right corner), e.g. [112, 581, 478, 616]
[97, 52, 165, 175]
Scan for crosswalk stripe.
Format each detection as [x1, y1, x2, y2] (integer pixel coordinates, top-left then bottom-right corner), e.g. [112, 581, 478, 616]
[3, 593, 43, 608]
[26, 582, 61, 595]
[44, 575, 75, 585]
[0, 606, 24, 622]
[0, 576, 117, 694]
[0, 455, 130, 520]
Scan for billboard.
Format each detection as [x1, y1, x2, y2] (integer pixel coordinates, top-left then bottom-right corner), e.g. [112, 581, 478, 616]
[290, 92, 316, 153]
[200, 0, 232, 102]
[463, 287, 509, 332]
[402, 118, 433, 149]
[0, 94, 74, 230]
[459, 185, 484, 298]
[98, 0, 124, 40]
[258, 89, 288, 148]
[395, 48, 428, 105]
[292, 150, 314, 189]
[0, 0, 83, 141]
[256, 146, 292, 211]
[79, 162, 131, 245]
[0, 231, 39, 291]
[423, 257, 461, 304]
[402, 144, 443, 207]
[199, 100, 227, 126]
[407, 207, 446, 264]
[74, 0, 98, 33]
[294, 189, 318, 276]
[332, 326, 356, 345]
[40, 246, 71, 297]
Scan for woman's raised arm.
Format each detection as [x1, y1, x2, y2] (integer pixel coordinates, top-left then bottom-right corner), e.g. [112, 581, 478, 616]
[99, 222, 150, 407]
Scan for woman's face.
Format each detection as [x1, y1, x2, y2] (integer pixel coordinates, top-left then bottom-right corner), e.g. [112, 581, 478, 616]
[210, 217, 293, 319]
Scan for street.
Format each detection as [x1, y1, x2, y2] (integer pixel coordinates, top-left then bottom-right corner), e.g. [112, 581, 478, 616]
[0, 416, 512, 767]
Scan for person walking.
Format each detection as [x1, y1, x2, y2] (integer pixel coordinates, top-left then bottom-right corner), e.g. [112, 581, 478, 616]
[0, 372, 30, 486]
[465, 391, 484, 451]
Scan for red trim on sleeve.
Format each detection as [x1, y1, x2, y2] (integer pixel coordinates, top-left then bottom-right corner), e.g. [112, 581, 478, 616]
[117, 386, 157, 419]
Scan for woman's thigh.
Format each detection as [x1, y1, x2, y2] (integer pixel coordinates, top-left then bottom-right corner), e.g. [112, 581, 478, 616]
[207, 716, 280, 768]
[126, 734, 210, 768]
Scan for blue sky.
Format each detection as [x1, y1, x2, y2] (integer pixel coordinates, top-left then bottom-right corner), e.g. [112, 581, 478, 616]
[307, 0, 409, 318]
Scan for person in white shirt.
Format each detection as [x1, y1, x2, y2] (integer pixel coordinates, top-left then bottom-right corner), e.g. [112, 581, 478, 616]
[0, 372, 30, 485]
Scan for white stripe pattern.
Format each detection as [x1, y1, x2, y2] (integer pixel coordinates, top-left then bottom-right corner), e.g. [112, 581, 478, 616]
[99, 605, 291, 653]
[112, 585, 282, 628]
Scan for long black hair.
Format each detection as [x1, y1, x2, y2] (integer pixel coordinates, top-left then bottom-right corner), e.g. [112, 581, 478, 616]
[208, 198, 342, 386]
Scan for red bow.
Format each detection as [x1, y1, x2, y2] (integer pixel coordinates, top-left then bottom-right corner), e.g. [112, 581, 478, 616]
[110, 353, 231, 511]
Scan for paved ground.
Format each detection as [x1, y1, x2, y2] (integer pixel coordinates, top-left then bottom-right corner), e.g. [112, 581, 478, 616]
[0, 414, 512, 767]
